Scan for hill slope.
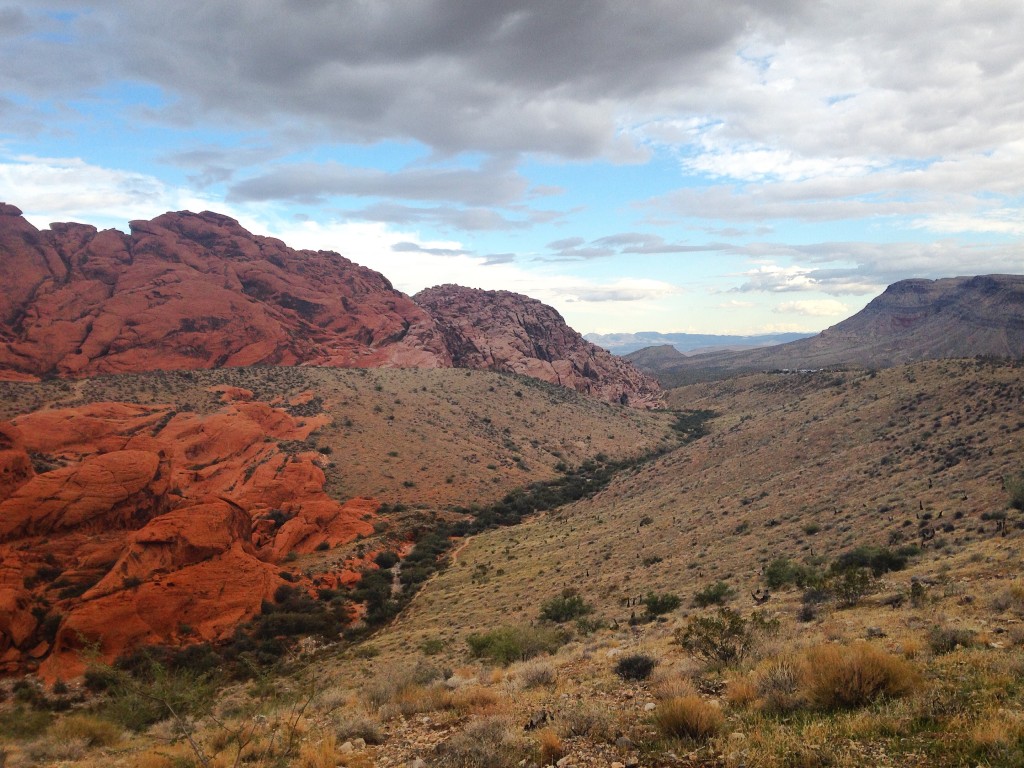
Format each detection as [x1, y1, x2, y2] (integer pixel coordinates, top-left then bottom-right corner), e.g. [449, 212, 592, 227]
[0, 366, 674, 677]
[633, 275, 1024, 384]
[415, 284, 661, 408]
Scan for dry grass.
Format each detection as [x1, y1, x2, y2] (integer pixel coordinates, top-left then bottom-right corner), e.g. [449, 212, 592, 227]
[48, 714, 123, 747]
[537, 727, 564, 764]
[297, 733, 340, 768]
[653, 695, 723, 740]
[436, 717, 533, 768]
[801, 642, 918, 709]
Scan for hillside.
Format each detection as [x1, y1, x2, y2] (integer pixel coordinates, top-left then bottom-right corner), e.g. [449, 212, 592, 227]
[633, 275, 1024, 385]
[415, 285, 662, 408]
[0, 366, 674, 679]
[4, 359, 1021, 766]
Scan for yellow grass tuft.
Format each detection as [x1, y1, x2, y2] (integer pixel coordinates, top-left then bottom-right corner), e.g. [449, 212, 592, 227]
[801, 642, 918, 709]
[653, 695, 723, 741]
[537, 727, 564, 764]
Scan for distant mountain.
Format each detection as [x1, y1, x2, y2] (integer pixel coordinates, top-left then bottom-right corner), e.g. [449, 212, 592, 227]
[584, 331, 813, 355]
[635, 275, 1024, 385]
[0, 203, 655, 406]
[414, 285, 662, 408]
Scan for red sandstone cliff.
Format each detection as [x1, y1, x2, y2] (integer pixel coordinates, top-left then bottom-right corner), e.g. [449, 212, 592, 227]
[414, 285, 662, 407]
[0, 203, 450, 378]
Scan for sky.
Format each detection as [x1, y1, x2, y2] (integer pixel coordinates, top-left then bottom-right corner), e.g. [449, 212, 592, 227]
[1, 2, 1022, 335]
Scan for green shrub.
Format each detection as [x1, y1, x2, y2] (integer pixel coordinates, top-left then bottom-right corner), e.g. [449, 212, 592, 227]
[466, 625, 566, 665]
[831, 545, 915, 577]
[827, 567, 875, 607]
[1006, 472, 1024, 511]
[676, 608, 778, 665]
[928, 625, 978, 654]
[692, 581, 735, 607]
[614, 653, 657, 681]
[645, 592, 682, 616]
[539, 590, 592, 623]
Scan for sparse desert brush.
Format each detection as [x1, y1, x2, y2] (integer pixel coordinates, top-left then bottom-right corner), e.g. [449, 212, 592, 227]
[970, 706, 1024, 751]
[990, 581, 1024, 613]
[466, 625, 566, 665]
[559, 702, 616, 741]
[334, 710, 385, 745]
[539, 588, 592, 622]
[614, 652, 657, 681]
[653, 672, 697, 701]
[653, 695, 723, 741]
[755, 655, 805, 714]
[537, 727, 564, 764]
[436, 716, 531, 768]
[450, 684, 503, 715]
[901, 637, 925, 659]
[929, 624, 978, 655]
[297, 733, 339, 768]
[516, 658, 557, 688]
[801, 642, 917, 709]
[49, 713, 123, 747]
[676, 608, 778, 666]
[723, 675, 758, 708]
[363, 664, 445, 710]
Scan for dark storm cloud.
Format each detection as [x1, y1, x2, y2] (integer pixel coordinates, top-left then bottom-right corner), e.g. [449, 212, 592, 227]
[2, 1, 796, 157]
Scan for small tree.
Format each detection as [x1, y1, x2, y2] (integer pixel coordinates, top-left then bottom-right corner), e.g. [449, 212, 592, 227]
[645, 592, 682, 617]
[676, 608, 777, 665]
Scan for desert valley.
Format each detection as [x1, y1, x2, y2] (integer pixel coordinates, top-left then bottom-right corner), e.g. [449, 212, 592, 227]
[0, 204, 1022, 768]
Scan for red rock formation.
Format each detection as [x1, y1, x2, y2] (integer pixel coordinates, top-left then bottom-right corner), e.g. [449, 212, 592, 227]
[414, 285, 662, 407]
[0, 203, 450, 378]
[0, 394, 376, 679]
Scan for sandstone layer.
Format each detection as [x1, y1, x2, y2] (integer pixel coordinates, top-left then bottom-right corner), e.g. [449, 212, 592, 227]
[0, 390, 375, 678]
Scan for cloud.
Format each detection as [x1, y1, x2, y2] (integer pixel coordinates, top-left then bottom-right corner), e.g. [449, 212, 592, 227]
[544, 232, 731, 261]
[391, 241, 470, 257]
[228, 156, 529, 207]
[0, 154, 215, 228]
[774, 299, 849, 316]
[348, 201, 556, 231]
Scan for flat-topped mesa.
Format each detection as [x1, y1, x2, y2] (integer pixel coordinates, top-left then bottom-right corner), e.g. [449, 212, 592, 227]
[414, 284, 662, 408]
[0, 206, 451, 378]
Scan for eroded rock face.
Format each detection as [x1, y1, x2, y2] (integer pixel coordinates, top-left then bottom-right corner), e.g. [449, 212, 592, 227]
[414, 285, 662, 407]
[0, 204, 450, 378]
[0, 391, 375, 678]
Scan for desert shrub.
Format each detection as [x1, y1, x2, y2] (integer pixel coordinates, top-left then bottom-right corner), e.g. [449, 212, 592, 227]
[537, 727, 564, 764]
[373, 550, 399, 569]
[765, 557, 823, 590]
[559, 703, 616, 741]
[653, 696, 723, 741]
[436, 717, 532, 768]
[364, 664, 446, 711]
[615, 653, 657, 681]
[466, 625, 566, 666]
[517, 658, 557, 688]
[693, 581, 735, 607]
[645, 592, 682, 616]
[676, 608, 778, 665]
[801, 642, 917, 709]
[93, 655, 218, 732]
[827, 567, 876, 607]
[1006, 472, 1024, 511]
[755, 656, 805, 713]
[419, 636, 445, 655]
[538, 589, 592, 623]
[831, 545, 916, 577]
[49, 714, 122, 747]
[0, 706, 52, 739]
[334, 711, 385, 745]
[929, 625, 978, 654]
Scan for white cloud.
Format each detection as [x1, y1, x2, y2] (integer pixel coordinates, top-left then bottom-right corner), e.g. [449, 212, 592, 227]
[774, 299, 848, 316]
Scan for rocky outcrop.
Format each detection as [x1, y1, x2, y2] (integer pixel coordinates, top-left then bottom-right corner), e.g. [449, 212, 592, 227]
[635, 275, 1024, 384]
[0, 204, 450, 378]
[0, 392, 375, 678]
[414, 285, 661, 407]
